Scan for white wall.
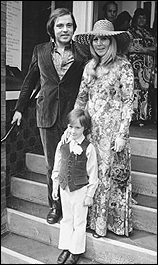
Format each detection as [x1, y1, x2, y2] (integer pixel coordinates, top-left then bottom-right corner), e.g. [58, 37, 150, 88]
[73, 1, 94, 35]
[121, 1, 138, 16]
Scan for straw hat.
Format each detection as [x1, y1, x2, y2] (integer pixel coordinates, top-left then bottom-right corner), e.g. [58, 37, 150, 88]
[74, 19, 132, 54]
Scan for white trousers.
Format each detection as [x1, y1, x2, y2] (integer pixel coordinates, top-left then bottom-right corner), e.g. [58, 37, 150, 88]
[59, 185, 88, 254]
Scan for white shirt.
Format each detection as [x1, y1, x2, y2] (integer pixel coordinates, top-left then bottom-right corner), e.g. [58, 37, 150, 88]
[51, 135, 98, 198]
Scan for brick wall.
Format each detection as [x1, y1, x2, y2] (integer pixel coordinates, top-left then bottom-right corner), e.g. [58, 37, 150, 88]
[1, 1, 7, 235]
[6, 100, 43, 196]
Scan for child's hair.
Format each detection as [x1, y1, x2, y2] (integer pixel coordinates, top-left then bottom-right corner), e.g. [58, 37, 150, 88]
[67, 109, 91, 135]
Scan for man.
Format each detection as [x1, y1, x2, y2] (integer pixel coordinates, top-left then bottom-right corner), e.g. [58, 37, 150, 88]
[11, 8, 90, 224]
[102, 1, 118, 25]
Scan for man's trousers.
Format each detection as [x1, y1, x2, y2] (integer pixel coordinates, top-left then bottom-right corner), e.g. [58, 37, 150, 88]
[39, 121, 64, 208]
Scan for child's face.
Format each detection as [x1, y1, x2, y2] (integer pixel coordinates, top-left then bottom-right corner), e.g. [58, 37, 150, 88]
[68, 118, 84, 140]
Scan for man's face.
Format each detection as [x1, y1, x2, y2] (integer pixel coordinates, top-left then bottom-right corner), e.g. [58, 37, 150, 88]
[54, 14, 74, 45]
[105, 3, 117, 23]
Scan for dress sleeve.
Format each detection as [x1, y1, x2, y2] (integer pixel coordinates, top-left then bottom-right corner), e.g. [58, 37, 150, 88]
[117, 59, 134, 139]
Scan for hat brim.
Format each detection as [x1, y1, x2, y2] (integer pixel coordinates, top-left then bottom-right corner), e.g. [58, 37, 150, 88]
[74, 31, 132, 54]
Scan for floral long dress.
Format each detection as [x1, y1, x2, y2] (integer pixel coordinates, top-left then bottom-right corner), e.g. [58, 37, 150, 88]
[128, 27, 156, 123]
[74, 56, 134, 236]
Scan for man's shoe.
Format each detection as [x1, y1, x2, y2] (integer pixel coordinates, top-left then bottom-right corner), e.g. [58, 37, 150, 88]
[64, 253, 81, 264]
[57, 250, 70, 264]
[47, 202, 62, 224]
[47, 208, 62, 224]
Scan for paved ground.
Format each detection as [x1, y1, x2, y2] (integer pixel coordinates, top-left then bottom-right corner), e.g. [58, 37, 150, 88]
[1, 232, 101, 264]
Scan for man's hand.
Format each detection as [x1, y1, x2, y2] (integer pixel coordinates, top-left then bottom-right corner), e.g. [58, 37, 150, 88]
[11, 111, 22, 126]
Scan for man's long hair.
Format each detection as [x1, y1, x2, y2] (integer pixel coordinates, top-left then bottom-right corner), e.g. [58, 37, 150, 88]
[46, 8, 77, 39]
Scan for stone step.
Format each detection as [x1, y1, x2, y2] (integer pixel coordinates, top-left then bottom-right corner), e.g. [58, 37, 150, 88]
[26, 149, 157, 176]
[130, 137, 157, 159]
[7, 193, 158, 237]
[131, 171, 157, 197]
[1, 246, 44, 264]
[28, 136, 157, 158]
[132, 204, 157, 234]
[10, 175, 157, 235]
[129, 123, 157, 140]
[26, 151, 157, 175]
[26, 153, 46, 175]
[28, 124, 157, 156]
[11, 172, 157, 210]
[7, 194, 158, 236]
[1, 233, 99, 264]
[5, 207, 157, 264]
[16, 169, 157, 198]
[132, 193, 157, 209]
[131, 155, 157, 174]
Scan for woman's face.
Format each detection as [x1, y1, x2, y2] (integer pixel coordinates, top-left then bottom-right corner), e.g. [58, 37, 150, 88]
[136, 14, 146, 28]
[92, 36, 110, 57]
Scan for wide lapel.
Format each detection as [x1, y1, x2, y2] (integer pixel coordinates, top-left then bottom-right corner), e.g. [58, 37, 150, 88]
[60, 43, 84, 84]
[40, 41, 60, 83]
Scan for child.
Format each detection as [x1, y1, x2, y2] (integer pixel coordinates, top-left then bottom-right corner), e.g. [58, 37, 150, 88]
[51, 109, 98, 264]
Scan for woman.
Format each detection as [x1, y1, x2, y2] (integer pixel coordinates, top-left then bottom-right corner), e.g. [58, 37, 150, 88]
[73, 19, 134, 237]
[128, 8, 156, 126]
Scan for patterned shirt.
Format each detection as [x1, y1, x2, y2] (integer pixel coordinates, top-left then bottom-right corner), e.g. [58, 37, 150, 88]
[51, 40, 74, 80]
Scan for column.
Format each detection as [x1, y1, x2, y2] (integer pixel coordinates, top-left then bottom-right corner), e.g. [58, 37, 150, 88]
[73, 1, 94, 35]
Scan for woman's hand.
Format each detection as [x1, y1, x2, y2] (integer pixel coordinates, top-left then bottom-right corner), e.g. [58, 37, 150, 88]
[114, 137, 126, 152]
[83, 196, 93, 207]
[60, 127, 70, 144]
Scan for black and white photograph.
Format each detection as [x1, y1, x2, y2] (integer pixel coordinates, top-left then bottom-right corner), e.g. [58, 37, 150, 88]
[1, 1, 157, 264]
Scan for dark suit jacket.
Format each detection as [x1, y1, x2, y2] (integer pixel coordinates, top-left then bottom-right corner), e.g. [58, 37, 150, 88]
[15, 41, 89, 128]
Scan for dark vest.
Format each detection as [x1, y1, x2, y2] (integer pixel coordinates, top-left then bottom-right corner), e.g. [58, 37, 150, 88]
[59, 139, 90, 192]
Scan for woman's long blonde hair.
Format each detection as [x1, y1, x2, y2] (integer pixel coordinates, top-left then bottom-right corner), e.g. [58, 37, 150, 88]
[85, 36, 117, 79]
